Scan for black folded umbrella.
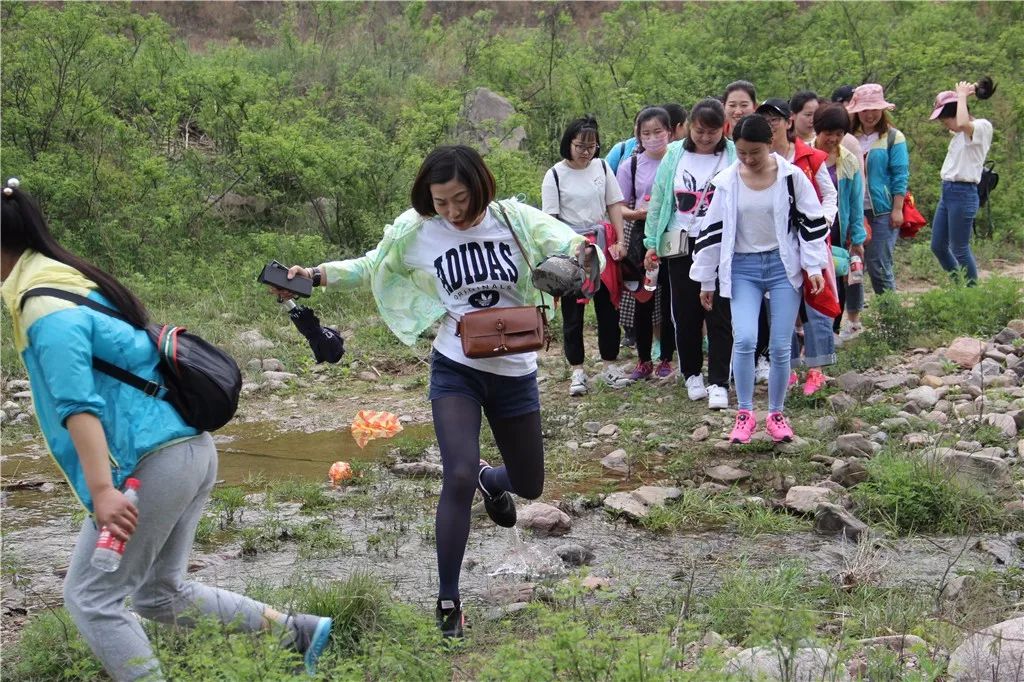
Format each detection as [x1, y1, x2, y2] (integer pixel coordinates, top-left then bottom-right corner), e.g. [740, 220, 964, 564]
[282, 300, 345, 363]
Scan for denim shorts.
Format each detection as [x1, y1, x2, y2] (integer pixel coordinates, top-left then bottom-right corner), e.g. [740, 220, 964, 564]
[428, 351, 540, 419]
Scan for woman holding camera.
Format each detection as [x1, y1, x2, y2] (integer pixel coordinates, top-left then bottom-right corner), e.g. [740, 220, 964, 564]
[929, 79, 995, 285]
[2, 180, 333, 681]
[272, 146, 600, 638]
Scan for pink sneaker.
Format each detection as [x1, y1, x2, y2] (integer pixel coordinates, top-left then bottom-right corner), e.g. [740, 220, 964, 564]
[629, 361, 654, 381]
[766, 412, 794, 443]
[803, 368, 828, 396]
[788, 370, 799, 387]
[654, 360, 674, 379]
[729, 409, 757, 444]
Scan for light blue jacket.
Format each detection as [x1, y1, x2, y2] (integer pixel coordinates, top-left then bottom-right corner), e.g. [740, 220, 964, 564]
[834, 144, 867, 247]
[2, 251, 197, 512]
[645, 139, 737, 254]
[604, 137, 638, 175]
[862, 128, 910, 215]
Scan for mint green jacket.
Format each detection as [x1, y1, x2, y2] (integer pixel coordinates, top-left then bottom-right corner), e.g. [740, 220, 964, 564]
[644, 139, 737, 254]
[322, 199, 603, 346]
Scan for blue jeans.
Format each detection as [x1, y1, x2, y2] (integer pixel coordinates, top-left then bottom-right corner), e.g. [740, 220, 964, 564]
[931, 181, 979, 283]
[792, 302, 837, 368]
[731, 250, 802, 412]
[864, 211, 898, 294]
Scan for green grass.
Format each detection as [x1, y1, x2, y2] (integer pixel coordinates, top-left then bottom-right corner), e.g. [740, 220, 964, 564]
[638, 490, 808, 536]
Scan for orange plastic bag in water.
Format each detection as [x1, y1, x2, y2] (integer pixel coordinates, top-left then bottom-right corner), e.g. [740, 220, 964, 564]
[350, 410, 403, 448]
[328, 461, 353, 485]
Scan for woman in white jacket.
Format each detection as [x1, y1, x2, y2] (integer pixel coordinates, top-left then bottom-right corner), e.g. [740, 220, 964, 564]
[690, 115, 829, 444]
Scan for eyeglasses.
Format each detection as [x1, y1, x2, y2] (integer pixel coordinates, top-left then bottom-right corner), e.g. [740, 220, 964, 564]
[571, 143, 600, 153]
[765, 117, 787, 127]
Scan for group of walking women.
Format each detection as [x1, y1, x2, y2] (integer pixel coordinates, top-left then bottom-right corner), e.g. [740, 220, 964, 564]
[0, 72, 995, 678]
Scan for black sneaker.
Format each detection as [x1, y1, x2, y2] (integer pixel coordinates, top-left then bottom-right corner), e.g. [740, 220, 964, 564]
[621, 329, 636, 348]
[436, 598, 465, 638]
[478, 461, 517, 528]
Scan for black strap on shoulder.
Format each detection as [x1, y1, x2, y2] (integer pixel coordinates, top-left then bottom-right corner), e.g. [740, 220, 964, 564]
[630, 155, 638, 208]
[786, 174, 798, 233]
[551, 167, 561, 217]
[20, 287, 165, 398]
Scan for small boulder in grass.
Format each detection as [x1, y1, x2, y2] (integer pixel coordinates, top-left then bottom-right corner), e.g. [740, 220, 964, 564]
[518, 502, 571, 536]
[945, 337, 986, 369]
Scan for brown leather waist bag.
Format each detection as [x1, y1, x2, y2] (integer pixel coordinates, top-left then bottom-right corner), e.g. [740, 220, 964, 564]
[454, 205, 552, 359]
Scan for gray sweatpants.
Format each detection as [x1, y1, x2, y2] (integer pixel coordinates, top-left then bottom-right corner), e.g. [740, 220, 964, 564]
[63, 433, 271, 681]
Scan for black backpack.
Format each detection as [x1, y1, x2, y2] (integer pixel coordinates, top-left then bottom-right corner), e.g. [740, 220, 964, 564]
[21, 288, 241, 432]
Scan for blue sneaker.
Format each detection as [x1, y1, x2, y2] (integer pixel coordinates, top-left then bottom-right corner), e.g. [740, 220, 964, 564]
[289, 614, 333, 675]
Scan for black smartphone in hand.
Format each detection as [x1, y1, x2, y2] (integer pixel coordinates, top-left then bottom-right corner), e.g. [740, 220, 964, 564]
[258, 260, 313, 298]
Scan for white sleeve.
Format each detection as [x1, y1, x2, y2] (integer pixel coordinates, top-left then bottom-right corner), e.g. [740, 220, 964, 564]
[792, 172, 830, 276]
[815, 163, 838, 227]
[541, 168, 560, 216]
[970, 119, 993, 148]
[689, 185, 725, 291]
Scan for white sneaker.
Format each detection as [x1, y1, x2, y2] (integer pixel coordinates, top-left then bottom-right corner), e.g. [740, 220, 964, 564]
[838, 323, 864, 342]
[597, 365, 631, 389]
[569, 369, 588, 396]
[684, 374, 708, 401]
[755, 357, 770, 385]
[707, 384, 729, 410]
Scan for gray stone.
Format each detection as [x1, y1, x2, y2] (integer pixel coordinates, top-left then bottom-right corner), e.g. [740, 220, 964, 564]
[691, 424, 710, 442]
[876, 373, 918, 391]
[940, 574, 975, 604]
[390, 461, 444, 478]
[698, 481, 730, 494]
[705, 464, 750, 484]
[903, 432, 932, 447]
[262, 371, 297, 382]
[261, 358, 285, 372]
[597, 424, 619, 437]
[246, 358, 262, 371]
[918, 361, 946, 377]
[837, 372, 875, 397]
[631, 486, 682, 507]
[458, 87, 527, 152]
[785, 486, 835, 513]
[5, 379, 30, 391]
[814, 503, 869, 541]
[920, 374, 945, 388]
[815, 415, 839, 434]
[881, 417, 911, 431]
[12, 391, 32, 400]
[856, 634, 928, 651]
[603, 492, 650, 520]
[355, 371, 379, 382]
[600, 449, 629, 475]
[239, 329, 275, 350]
[905, 385, 939, 409]
[985, 349, 1008, 363]
[831, 459, 869, 487]
[924, 448, 1012, 491]
[945, 337, 986, 369]
[973, 358, 1005, 379]
[518, 502, 571, 536]
[948, 616, 1024, 681]
[554, 543, 594, 567]
[984, 413, 1018, 438]
[1006, 319, 1024, 335]
[974, 538, 1016, 565]
[583, 421, 601, 434]
[828, 392, 858, 413]
[724, 646, 850, 681]
[994, 327, 1022, 345]
[835, 433, 879, 458]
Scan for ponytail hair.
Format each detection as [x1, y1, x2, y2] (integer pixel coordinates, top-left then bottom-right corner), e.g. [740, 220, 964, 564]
[0, 185, 149, 327]
[975, 76, 996, 100]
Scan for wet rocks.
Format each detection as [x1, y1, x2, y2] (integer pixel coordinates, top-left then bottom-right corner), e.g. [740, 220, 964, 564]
[390, 461, 443, 478]
[518, 502, 571, 536]
[600, 449, 629, 475]
[554, 543, 594, 567]
[784, 486, 836, 513]
[724, 646, 850, 682]
[814, 503, 869, 542]
[704, 464, 750, 484]
[948, 616, 1024, 681]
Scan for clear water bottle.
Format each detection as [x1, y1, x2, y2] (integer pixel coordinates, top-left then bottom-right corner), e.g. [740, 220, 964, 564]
[643, 255, 659, 292]
[91, 478, 141, 572]
[848, 255, 864, 285]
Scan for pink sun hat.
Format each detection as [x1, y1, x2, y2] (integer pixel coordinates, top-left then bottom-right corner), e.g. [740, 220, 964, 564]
[930, 90, 958, 119]
[845, 84, 896, 114]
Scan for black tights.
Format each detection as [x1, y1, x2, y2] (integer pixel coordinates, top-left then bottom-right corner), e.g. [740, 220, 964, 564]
[431, 396, 544, 601]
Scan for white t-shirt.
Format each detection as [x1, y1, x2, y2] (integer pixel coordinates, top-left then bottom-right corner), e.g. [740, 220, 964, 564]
[672, 151, 726, 236]
[404, 212, 536, 377]
[541, 159, 624, 231]
[858, 133, 880, 208]
[734, 181, 778, 253]
[940, 119, 993, 183]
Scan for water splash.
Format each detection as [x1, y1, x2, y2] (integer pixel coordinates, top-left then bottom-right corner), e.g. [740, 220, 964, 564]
[488, 527, 565, 579]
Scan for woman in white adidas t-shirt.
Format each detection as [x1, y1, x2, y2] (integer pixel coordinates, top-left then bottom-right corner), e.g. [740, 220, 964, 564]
[929, 79, 995, 285]
[542, 116, 627, 396]
[272, 146, 598, 639]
